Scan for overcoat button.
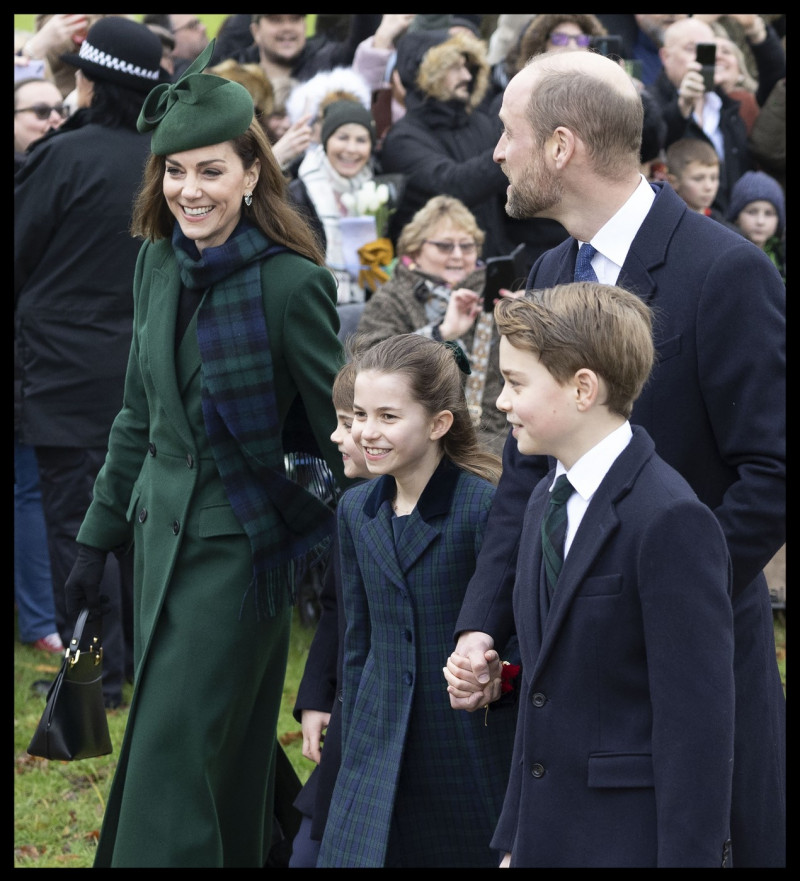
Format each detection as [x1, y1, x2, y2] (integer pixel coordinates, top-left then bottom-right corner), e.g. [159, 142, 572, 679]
[404, 629, 412, 642]
[186, 453, 194, 468]
[148, 442, 156, 456]
[531, 763, 545, 778]
[532, 692, 546, 707]
[403, 671, 413, 685]
[138, 508, 147, 523]
[172, 520, 180, 535]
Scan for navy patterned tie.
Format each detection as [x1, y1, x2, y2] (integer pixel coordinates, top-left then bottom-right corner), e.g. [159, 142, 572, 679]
[542, 474, 574, 595]
[574, 242, 598, 282]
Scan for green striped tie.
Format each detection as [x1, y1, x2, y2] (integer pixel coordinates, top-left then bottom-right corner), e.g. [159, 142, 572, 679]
[542, 474, 574, 595]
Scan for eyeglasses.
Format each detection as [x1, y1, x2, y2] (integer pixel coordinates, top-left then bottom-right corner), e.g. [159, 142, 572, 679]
[549, 32, 591, 48]
[172, 18, 202, 34]
[423, 240, 478, 255]
[14, 103, 70, 120]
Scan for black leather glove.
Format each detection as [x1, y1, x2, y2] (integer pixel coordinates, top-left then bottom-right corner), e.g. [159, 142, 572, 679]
[65, 543, 110, 622]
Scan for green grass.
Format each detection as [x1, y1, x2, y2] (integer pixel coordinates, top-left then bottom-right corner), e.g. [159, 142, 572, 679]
[13, 607, 315, 868]
[14, 607, 786, 867]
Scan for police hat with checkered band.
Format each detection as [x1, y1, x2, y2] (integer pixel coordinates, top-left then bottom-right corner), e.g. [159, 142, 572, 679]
[61, 16, 163, 95]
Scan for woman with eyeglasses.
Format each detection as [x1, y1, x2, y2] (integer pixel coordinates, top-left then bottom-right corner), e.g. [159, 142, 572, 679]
[512, 13, 607, 65]
[357, 194, 514, 456]
[14, 76, 69, 172]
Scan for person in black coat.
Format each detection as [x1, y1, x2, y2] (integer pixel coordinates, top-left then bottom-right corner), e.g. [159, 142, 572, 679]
[447, 49, 785, 868]
[379, 29, 516, 261]
[289, 358, 373, 868]
[213, 14, 381, 85]
[649, 17, 755, 215]
[14, 17, 166, 708]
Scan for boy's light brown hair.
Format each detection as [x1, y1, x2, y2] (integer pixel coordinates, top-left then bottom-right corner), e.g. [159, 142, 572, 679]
[665, 137, 719, 181]
[331, 360, 358, 412]
[494, 282, 654, 419]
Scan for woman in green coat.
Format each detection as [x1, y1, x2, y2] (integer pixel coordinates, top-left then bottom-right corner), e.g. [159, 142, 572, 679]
[64, 42, 353, 867]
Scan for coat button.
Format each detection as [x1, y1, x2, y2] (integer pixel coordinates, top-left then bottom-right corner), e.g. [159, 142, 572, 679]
[531, 763, 545, 778]
[138, 508, 147, 523]
[403, 671, 413, 686]
[404, 629, 412, 643]
[148, 442, 156, 456]
[531, 692, 546, 707]
[186, 453, 194, 468]
[172, 520, 180, 535]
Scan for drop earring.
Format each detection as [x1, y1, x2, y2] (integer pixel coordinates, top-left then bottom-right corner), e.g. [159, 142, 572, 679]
[244, 191, 253, 207]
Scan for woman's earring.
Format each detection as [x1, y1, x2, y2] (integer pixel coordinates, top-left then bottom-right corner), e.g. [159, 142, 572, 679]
[244, 192, 253, 207]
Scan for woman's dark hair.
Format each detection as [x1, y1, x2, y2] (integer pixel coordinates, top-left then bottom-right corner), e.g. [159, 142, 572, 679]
[81, 76, 147, 130]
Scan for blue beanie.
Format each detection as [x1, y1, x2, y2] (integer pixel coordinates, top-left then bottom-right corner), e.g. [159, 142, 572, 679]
[727, 171, 785, 236]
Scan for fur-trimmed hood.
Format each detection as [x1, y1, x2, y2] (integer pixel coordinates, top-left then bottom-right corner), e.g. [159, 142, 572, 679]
[406, 30, 490, 112]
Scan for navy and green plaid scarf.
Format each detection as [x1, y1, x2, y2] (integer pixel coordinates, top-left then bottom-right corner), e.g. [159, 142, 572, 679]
[173, 220, 335, 618]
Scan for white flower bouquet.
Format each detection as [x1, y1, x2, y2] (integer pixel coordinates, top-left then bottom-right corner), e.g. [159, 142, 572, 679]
[340, 179, 392, 237]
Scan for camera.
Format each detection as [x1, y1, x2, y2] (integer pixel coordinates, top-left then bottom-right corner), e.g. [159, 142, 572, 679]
[695, 42, 717, 92]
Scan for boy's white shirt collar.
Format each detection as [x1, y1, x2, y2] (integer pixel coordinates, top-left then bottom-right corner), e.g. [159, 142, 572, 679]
[553, 421, 633, 503]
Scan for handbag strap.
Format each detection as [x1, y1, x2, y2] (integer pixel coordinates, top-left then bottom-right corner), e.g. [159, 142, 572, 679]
[67, 608, 99, 661]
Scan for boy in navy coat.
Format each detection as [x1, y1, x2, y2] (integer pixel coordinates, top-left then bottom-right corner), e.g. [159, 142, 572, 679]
[474, 284, 735, 867]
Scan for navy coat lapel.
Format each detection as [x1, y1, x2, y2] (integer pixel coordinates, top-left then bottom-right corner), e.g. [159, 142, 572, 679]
[532, 430, 654, 677]
[359, 460, 461, 594]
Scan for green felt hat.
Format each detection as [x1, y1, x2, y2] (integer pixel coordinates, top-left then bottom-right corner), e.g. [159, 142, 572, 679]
[137, 39, 254, 155]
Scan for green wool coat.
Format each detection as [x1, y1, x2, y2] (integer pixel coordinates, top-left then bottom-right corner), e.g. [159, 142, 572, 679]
[77, 238, 351, 867]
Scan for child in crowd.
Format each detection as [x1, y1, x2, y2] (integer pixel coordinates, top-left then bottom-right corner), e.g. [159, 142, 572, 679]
[317, 334, 517, 868]
[665, 138, 740, 231]
[726, 170, 786, 282]
[458, 284, 736, 867]
[289, 358, 373, 868]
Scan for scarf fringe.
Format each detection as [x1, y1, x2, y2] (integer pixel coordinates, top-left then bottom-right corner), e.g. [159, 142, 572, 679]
[244, 534, 333, 620]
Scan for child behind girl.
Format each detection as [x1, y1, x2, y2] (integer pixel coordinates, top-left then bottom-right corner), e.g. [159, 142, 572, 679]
[317, 334, 518, 868]
[289, 358, 373, 868]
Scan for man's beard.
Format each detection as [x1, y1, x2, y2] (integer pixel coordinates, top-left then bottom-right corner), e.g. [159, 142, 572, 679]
[504, 159, 563, 220]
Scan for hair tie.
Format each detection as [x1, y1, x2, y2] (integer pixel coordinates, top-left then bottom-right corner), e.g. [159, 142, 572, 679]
[443, 340, 471, 375]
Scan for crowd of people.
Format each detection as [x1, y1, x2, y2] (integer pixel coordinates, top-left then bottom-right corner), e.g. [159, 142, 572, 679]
[14, 13, 784, 869]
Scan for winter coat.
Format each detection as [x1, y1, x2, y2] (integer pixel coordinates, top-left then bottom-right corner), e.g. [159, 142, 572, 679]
[379, 31, 515, 259]
[493, 426, 735, 867]
[357, 261, 508, 455]
[76, 237, 351, 867]
[15, 112, 151, 448]
[650, 73, 753, 215]
[317, 459, 517, 867]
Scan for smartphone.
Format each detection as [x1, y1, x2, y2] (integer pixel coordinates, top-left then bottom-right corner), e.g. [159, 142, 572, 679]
[483, 244, 525, 313]
[696, 42, 717, 92]
[591, 34, 623, 59]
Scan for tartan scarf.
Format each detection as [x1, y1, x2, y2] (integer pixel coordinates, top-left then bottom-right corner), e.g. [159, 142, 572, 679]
[173, 220, 335, 618]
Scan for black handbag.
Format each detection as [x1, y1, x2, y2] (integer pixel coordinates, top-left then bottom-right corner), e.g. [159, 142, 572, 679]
[27, 608, 113, 761]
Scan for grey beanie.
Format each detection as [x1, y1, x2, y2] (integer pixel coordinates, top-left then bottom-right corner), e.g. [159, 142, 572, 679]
[727, 171, 785, 236]
[320, 100, 376, 151]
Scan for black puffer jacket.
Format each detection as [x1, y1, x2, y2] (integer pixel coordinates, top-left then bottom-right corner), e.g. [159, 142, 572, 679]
[378, 30, 515, 259]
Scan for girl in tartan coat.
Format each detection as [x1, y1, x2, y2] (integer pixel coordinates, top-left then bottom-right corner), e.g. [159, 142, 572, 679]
[317, 334, 518, 867]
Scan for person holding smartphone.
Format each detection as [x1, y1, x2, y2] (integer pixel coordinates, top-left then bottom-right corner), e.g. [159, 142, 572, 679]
[650, 17, 754, 215]
[356, 194, 520, 456]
